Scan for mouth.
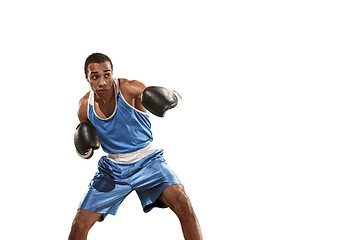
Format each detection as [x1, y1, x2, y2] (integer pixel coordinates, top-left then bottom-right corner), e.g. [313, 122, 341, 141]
[96, 89, 109, 95]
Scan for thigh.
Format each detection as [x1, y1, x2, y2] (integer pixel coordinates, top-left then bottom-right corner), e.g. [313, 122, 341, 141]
[132, 154, 181, 191]
[79, 181, 133, 218]
[79, 157, 133, 217]
[131, 152, 182, 212]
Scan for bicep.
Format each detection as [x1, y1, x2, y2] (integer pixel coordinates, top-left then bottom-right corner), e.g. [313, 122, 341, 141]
[129, 80, 147, 97]
[77, 93, 90, 122]
[129, 80, 147, 112]
[78, 106, 88, 122]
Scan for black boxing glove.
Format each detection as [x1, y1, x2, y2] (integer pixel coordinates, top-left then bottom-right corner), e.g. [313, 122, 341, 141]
[141, 86, 181, 117]
[74, 122, 100, 159]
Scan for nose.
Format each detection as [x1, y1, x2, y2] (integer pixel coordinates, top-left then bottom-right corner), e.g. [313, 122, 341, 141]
[98, 78, 107, 88]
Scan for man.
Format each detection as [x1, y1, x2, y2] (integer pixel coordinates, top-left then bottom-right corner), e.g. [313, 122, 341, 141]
[69, 53, 203, 240]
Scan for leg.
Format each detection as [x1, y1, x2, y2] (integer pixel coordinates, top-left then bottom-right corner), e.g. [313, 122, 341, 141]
[159, 184, 203, 240]
[68, 209, 102, 240]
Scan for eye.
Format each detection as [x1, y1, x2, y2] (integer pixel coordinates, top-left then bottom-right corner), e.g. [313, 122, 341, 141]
[105, 74, 111, 78]
[91, 75, 98, 80]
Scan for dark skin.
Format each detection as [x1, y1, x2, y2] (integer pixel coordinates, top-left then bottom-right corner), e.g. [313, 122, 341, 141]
[69, 61, 203, 240]
[77, 61, 146, 121]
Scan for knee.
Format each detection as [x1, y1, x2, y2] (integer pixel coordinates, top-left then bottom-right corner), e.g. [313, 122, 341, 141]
[172, 192, 194, 219]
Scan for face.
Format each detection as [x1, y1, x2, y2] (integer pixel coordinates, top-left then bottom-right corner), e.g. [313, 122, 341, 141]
[86, 61, 113, 98]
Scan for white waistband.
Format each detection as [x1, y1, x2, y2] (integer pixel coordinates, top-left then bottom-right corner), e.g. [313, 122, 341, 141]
[107, 142, 157, 164]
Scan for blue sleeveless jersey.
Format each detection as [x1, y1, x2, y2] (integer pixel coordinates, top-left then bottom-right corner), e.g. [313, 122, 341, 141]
[88, 79, 153, 154]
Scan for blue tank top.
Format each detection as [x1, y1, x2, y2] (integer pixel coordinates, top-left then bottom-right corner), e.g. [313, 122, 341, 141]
[88, 79, 153, 154]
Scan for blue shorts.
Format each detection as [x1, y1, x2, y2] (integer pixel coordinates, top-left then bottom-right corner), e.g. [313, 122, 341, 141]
[78, 150, 182, 221]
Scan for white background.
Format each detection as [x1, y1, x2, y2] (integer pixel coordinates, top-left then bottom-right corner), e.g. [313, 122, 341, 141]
[0, 0, 359, 239]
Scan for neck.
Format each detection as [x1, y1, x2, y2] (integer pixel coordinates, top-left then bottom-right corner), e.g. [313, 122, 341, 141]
[94, 85, 115, 105]
[95, 92, 114, 105]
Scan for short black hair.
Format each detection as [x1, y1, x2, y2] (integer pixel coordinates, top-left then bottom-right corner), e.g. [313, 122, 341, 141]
[84, 53, 113, 76]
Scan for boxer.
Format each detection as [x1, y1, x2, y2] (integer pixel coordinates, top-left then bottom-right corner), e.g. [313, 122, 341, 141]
[69, 53, 202, 240]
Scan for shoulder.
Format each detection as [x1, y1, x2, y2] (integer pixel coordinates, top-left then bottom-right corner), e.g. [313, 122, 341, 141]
[118, 78, 146, 97]
[79, 91, 90, 105]
[77, 91, 90, 122]
[78, 91, 90, 109]
[118, 78, 146, 88]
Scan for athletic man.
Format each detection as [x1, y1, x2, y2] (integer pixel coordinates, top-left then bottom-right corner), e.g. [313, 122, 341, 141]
[69, 53, 203, 240]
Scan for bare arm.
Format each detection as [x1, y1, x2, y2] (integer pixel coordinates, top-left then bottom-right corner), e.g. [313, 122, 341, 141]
[118, 78, 147, 112]
[77, 92, 90, 122]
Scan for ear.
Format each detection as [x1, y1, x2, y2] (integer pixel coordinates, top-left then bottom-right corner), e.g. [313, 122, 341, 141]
[85, 74, 90, 82]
